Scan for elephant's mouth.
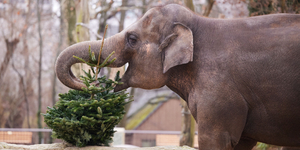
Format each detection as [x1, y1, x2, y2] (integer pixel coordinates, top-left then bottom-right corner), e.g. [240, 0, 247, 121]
[114, 63, 131, 92]
[114, 82, 129, 92]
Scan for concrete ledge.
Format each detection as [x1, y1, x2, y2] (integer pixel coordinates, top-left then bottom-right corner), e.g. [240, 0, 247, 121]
[0, 142, 195, 150]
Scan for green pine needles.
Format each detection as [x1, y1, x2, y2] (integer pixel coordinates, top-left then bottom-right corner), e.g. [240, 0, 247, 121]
[43, 45, 132, 147]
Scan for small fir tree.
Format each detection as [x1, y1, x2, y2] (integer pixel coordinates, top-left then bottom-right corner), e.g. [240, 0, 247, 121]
[43, 31, 132, 147]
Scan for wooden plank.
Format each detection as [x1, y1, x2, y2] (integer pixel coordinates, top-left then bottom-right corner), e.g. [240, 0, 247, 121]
[156, 134, 180, 146]
[0, 131, 32, 144]
[156, 134, 198, 148]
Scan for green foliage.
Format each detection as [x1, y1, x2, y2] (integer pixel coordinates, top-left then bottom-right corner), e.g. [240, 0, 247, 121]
[43, 48, 132, 147]
[73, 45, 116, 69]
[256, 142, 270, 150]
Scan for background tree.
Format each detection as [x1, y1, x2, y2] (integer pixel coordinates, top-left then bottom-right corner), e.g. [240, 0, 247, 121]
[203, 0, 215, 16]
[248, 0, 300, 16]
[73, 0, 91, 78]
[96, 0, 114, 37]
[0, 0, 67, 143]
[60, 0, 80, 78]
[0, 0, 28, 128]
[37, 0, 44, 143]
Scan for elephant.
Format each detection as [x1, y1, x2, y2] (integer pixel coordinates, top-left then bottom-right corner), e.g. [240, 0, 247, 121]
[55, 4, 300, 150]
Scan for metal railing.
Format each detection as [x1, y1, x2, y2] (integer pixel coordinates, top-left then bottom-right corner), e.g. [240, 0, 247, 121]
[0, 128, 183, 134]
[0, 128, 198, 147]
[0, 128, 52, 132]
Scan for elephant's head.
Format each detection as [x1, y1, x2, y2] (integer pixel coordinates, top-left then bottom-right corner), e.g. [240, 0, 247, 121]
[55, 4, 194, 92]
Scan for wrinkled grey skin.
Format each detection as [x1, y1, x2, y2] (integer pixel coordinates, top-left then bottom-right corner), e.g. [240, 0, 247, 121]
[56, 4, 300, 150]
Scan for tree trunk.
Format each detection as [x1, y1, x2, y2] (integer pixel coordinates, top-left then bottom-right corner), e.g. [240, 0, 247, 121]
[280, 0, 287, 13]
[119, 0, 127, 32]
[142, 0, 147, 14]
[37, 0, 43, 144]
[97, 0, 108, 38]
[61, 0, 82, 78]
[203, 0, 215, 17]
[70, 0, 91, 78]
[184, 0, 195, 11]
[0, 39, 19, 85]
[62, 0, 77, 46]
[21, 0, 32, 129]
[180, 99, 195, 147]
[75, 0, 90, 42]
[9, 64, 27, 128]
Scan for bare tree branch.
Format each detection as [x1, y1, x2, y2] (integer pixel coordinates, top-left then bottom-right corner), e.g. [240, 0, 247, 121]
[11, 62, 31, 128]
[37, 0, 43, 144]
[100, 6, 148, 20]
[94, 0, 114, 18]
[0, 39, 19, 85]
[203, 0, 215, 17]
[184, 0, 195, 11]
[280, 0, 287, 13]
[76, 23, 103, 39]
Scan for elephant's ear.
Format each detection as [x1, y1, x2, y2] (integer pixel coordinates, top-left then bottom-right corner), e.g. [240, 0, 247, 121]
[159, 22, 193, 73]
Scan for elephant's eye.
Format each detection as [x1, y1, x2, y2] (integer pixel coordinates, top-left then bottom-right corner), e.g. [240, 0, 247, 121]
[128, 34, 138, 46]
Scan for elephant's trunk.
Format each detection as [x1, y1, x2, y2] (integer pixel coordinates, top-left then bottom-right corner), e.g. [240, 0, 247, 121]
[55, 34, 123, 90]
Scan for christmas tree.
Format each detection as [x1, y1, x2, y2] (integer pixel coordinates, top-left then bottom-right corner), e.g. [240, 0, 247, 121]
[43, 34, 132, 147]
